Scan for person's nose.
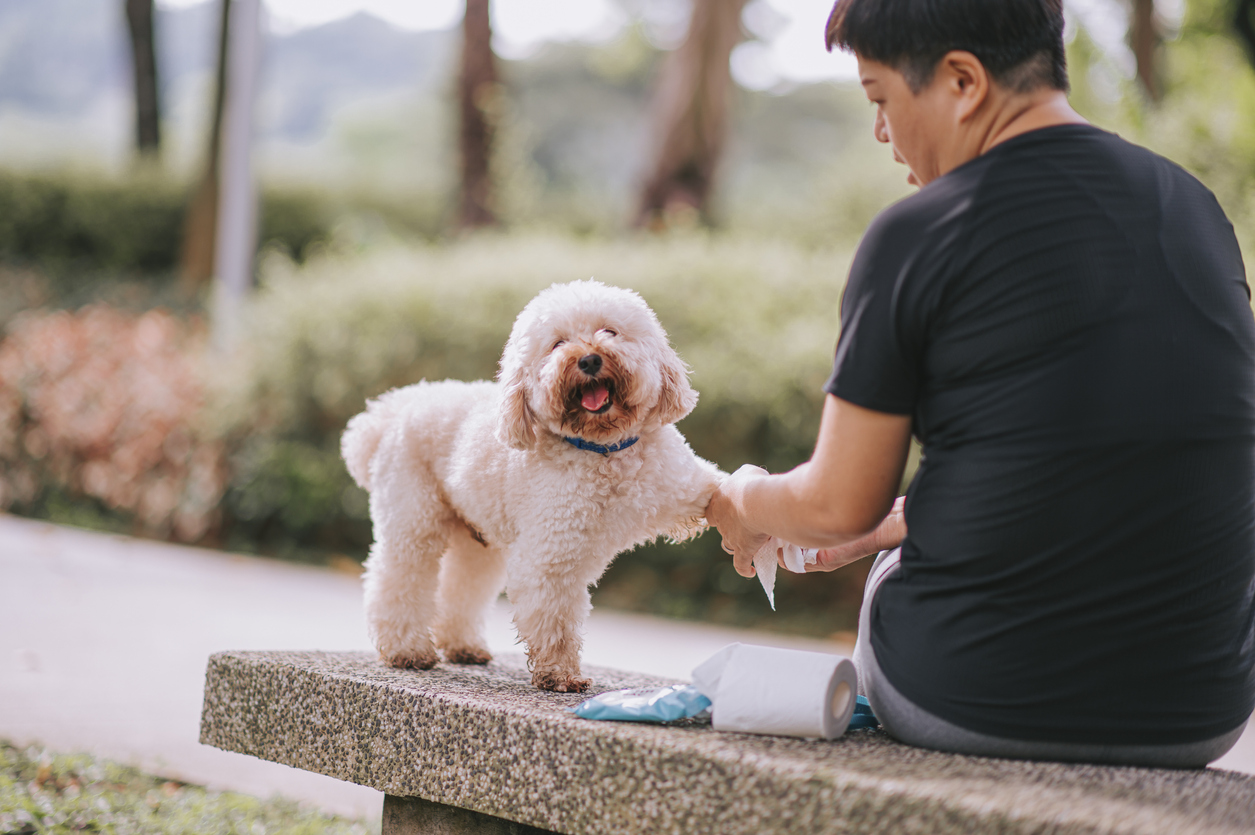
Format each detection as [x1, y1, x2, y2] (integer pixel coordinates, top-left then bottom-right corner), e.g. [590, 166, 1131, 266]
[873, 109, 890, 144]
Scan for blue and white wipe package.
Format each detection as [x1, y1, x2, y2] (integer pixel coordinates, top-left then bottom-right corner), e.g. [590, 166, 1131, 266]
[849, 695, 879, 730]
[572, 643, 881, 735]
[571, 684, 711, 723]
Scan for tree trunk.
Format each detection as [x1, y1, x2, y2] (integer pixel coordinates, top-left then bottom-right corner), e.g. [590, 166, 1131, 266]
[1236, 0, 1255, 69]
[634, 0, 747, 230]
[457, 0, 499, 230]
[125, 0, 161, 157]
[180, 0, 231, 292]
[1129, 0, 1161, 101]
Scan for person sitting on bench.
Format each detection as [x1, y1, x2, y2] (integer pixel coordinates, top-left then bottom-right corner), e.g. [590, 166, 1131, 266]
[707, 0, 1255, 768]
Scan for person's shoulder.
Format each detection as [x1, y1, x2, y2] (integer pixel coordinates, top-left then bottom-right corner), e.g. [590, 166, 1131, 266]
[1062, 125, 1228, 217]
[856, 173, 977, 270]
[1006, 124, 1212, 193]
[862, 174, 968, 240]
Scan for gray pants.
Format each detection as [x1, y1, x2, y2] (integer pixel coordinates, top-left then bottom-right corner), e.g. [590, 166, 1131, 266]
[851, 549, 1249, 768]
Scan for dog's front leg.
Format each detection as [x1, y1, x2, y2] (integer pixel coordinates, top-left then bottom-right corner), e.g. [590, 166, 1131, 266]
[665, 458, 726, 543]
[506, 551, 600, 692]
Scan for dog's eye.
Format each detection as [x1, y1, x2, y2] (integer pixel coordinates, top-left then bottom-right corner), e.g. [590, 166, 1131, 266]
[599, 328, 617, 338]
[552, 339, 566, 351]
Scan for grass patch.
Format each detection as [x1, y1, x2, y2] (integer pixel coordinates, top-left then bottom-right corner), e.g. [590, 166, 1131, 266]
[0, 740, 371, 835]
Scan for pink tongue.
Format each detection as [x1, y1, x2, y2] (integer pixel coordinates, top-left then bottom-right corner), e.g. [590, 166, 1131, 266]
[581, 385, 610, 411]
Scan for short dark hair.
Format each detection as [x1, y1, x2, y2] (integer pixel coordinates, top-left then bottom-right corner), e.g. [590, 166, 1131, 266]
[825, 0, 1069, 94]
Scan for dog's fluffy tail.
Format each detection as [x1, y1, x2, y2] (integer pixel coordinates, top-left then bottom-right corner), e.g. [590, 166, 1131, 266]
[342, 390, 405, 491]
[341, 410, 384, 491]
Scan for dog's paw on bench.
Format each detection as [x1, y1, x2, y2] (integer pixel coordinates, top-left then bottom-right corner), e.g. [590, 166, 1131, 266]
[380, 649, 439, 670]
[444, 647, 493, 665]
[532, 670, 592, 693]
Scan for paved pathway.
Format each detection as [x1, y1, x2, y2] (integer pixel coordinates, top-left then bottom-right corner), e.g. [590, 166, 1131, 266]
[3, 514, 1252, 821]
[0, 514, 858, 820]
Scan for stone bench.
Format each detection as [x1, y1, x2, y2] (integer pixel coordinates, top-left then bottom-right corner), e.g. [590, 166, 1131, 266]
[199, 650, 1255, 835]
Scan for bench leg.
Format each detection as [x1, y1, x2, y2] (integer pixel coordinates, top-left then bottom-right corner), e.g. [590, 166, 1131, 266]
[382, 794, 558, 835]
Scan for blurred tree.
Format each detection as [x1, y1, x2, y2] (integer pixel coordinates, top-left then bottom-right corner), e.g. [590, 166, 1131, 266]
[635, 0, 747, 229]
[124, 0, 161, 158]
[1236, 0, 1255, 67]
[458, 0, 499, 229]
[1129, 0, 1162, 100]
[180, 0, 231, 291]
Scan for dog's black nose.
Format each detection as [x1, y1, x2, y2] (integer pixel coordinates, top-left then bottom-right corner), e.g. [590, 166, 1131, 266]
[578, 354, 602, 376]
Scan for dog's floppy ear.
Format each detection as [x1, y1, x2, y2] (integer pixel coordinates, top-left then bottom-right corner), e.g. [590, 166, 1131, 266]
[496, 350, 538, 450]
[653, 347, 699, 425]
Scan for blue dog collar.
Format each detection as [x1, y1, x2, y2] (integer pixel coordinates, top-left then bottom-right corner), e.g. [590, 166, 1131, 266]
[563, 436, 640, 456]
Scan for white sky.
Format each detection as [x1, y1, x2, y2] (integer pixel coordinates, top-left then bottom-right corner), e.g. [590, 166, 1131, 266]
[155, 0, 1175, 89]
[155, 0, 860, 84]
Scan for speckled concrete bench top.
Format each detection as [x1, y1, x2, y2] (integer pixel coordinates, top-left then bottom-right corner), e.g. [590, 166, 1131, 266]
[200, 650, 1255, 835]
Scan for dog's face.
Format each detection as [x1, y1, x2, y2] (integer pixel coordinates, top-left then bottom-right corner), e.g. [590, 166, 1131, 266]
[496, 280, 698, 449]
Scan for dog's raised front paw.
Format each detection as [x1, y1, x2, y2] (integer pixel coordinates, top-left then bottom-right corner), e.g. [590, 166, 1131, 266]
[532, 670, 592, 692]
[381, 649, 438, 670]
[444, 647, 493, 665]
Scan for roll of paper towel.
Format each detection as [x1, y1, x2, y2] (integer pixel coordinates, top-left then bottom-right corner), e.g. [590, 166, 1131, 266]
[691, 643, 858, 739]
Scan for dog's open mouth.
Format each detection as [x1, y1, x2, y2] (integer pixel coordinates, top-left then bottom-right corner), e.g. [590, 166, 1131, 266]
[579, 381, 614, 414]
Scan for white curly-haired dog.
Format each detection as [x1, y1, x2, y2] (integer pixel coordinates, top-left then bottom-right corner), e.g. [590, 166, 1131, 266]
[341, 279, 722, 692]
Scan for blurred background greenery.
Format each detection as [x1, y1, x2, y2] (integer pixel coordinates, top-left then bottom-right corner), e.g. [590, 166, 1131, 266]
[1, 0, 1252, 637]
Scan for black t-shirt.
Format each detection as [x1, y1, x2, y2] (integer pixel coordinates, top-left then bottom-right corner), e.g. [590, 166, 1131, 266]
[827, 124, 1255, 745]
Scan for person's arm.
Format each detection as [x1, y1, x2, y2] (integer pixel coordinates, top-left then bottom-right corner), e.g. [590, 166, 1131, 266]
[705, 394, 912, 577]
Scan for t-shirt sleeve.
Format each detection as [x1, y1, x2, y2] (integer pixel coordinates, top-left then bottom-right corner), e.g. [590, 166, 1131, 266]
[824, 212, 924, 415]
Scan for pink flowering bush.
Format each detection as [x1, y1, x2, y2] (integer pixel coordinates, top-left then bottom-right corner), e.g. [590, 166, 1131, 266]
[0, 305, 227, 542]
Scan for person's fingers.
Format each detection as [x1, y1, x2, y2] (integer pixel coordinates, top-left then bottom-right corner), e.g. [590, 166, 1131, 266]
[805, 550, 839, 572]
[807, 553, 846, 572]
[805, 545, 875, 572]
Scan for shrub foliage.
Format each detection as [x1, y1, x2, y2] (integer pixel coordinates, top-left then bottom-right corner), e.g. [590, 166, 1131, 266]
[0, 306, 226, 542]
[0, 170, 333, 275]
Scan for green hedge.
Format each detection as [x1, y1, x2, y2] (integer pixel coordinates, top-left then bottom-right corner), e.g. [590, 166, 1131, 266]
[209, 233, 874, 634]
[0, 170, 333, 275]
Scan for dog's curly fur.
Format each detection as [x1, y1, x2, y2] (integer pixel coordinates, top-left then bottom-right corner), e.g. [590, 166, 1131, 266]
[341, 280, 722, 692]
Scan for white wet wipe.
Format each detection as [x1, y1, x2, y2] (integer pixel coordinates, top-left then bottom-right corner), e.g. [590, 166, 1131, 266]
[752, 537, 818, 610]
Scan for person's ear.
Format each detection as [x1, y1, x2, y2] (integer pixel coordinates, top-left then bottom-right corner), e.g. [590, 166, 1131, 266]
[940, 50, 989, 123]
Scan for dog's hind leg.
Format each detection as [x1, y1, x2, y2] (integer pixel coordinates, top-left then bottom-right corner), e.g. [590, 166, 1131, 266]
[433, 523, 507, 664]
[362, 463, 454, 670]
